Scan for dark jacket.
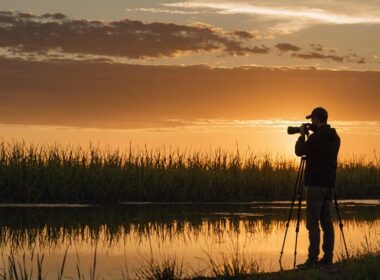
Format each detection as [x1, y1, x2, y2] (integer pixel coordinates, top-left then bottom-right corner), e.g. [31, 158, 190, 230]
[295, 124, 340, 188]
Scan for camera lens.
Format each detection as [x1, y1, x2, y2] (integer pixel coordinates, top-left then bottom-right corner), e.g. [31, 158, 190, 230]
[287, 126, 300, 135]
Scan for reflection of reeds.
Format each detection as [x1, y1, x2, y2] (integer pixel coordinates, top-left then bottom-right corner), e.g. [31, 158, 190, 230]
[0, 141, 379, 203]
[57, 249, 67, 280]
[0, 250, 44, 280]
[0, 204, 378, 250]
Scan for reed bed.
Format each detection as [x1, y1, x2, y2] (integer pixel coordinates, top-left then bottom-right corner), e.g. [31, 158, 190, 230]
[1, 244, 379, 280]
[0, 141, 378, 203]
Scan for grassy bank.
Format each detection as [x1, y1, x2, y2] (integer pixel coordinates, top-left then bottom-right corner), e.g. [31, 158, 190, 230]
[257, 254, 380, 280]
[1, 246, 379, 279]
[0, 141, 379, 203]
[193, 252, 380, 280]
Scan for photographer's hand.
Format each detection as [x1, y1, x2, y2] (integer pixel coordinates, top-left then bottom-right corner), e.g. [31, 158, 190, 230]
[299, 125, 306, 137]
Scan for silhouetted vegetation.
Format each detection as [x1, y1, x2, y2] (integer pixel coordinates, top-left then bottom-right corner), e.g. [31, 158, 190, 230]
[0, 141, 379, 203]
[1, 240, 379, 280]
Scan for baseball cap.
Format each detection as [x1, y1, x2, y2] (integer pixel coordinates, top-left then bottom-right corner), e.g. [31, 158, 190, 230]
[306, 107, 328, 120]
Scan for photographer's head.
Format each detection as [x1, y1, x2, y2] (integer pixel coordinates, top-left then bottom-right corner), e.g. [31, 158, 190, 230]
[306, 107, 328, 127]
[287, 107, 329, 135]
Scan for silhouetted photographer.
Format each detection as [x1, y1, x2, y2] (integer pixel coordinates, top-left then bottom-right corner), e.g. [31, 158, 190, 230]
[279, 107, 349, 270]
[295, 107, 341, 268]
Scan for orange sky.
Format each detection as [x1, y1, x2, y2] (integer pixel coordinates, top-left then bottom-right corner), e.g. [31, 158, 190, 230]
[0, 1, 380, 157]
[1, 60, 380, 127]
[1, 58, 380, 158]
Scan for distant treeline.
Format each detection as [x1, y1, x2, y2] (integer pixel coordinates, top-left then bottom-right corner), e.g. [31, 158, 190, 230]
[0, 141, 379, 203]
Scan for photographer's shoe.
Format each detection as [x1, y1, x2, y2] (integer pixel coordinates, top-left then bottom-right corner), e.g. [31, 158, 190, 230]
[296, 259, 318, 269]
[318, 257, 333, 266]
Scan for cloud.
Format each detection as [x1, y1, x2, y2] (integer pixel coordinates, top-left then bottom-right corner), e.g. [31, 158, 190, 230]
[41, 13, 67, 20]
[0, 11, 270, 59]
[356, 57, 366, 64]
[156, 119, 380, 135]
[292, 52, 344, 62]
[1, 57, 380, 129]
[163, 2, 380, 25]
[291, 49, 367, 64]
[274, 43, 367, 64]
[125, 8, 201, 15]
[0, 11, 370, 66]
[310, 44, 323, 52]
[230, 30, 256, 39]
[275, 43, 301, 52]
[158, 1, 380, 34]
[224, 42, 270, 55]
[344, 52, 367, 64]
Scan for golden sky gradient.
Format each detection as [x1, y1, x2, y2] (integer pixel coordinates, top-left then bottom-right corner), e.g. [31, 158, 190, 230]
[0, 1, 379, 157]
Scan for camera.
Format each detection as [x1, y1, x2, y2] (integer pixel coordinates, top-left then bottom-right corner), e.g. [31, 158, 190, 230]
[287, 123, 315, 135]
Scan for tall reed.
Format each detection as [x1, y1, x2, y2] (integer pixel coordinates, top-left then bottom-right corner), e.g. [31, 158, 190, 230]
[0, 141, 378, 203]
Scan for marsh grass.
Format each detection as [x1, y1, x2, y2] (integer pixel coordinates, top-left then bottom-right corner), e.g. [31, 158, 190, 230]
[327, 221, 380, 280]
[336, 232, 380, 263]
[202, 250, 260, 279]
[135, 246, 259, 280]
[1, 244, 379, 280]
[339, 253, 380, 280]
[2, 251, 378, 280]
[135, 254, 186, 280]
[269, 238, 380, 280]
[0, 141, 378, 203]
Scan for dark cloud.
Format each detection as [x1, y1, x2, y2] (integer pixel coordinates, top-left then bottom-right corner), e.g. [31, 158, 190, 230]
[0, 11, 269, 58]
[224, 42, 270, 55]
[356, 57, 366, 64]
[0, 11, 368, 64]
[292, 52, 344, 62]
[289, 46, 366, 64]
[275, 43, 301, 52]
[310, 44, 323, 52]
[230, 30, 256, 39]
[41, 13, 67, 20]
[0, 57, 379, 129]
[346, 53, 366, 64]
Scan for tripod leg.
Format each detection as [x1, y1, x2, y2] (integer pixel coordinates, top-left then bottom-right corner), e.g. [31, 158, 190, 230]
[293, 160, 305, 269]
[334, 190, 350, 261]
[279, 158, 305, 270]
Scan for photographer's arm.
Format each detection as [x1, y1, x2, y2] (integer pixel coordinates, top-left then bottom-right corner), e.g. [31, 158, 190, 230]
[295, 134, 316, 157]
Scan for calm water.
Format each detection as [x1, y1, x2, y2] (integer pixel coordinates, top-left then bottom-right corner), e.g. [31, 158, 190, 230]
[0, 201, 379, 278]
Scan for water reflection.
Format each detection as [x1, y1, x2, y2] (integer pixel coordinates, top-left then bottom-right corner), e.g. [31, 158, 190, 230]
[0, 202, 379, 278]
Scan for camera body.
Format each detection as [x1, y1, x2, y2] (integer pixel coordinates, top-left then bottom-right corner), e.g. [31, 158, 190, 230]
[287, 123, 315, 135]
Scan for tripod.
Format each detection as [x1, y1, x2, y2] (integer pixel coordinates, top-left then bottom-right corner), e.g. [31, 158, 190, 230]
[333, 190, 350, 262]
[279, 157, 350, 270]
[279, 156, 306, 270]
